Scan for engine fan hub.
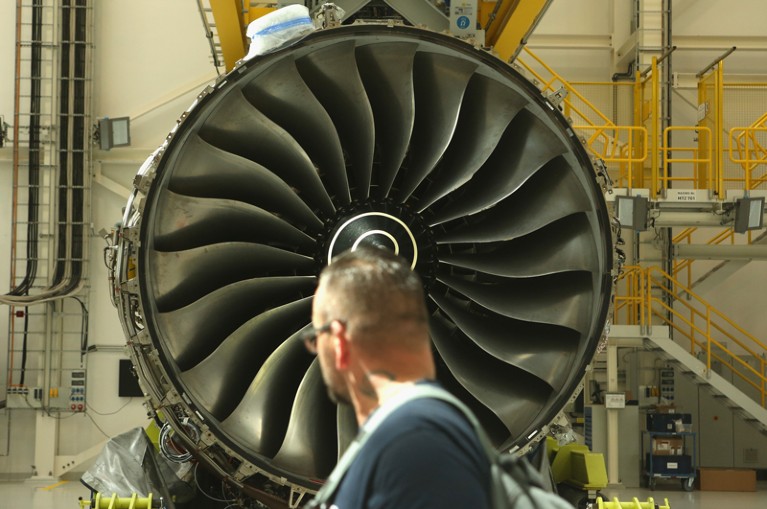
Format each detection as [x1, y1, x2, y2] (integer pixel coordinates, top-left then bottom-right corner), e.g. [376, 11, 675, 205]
[321, 199, 435, 275]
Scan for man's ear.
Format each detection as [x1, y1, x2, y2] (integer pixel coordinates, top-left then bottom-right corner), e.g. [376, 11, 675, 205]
[332, 321, 350, 370]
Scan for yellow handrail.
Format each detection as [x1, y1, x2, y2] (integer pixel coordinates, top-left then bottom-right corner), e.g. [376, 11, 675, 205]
[614, 265, 767, 407]
[660, 126, 714, 193]
[516, 47, 615, 128]
[571, 125, 648, 168]
[729, 126, 767, 190]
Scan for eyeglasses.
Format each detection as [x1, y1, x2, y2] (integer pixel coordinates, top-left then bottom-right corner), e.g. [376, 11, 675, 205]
[301, 321, 333, 354]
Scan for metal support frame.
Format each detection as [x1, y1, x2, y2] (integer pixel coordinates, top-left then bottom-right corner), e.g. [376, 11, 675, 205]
[605, 343, 621, 486]
[6, 0, 95, 479]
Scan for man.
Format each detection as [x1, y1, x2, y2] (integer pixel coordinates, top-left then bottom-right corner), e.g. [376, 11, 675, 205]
[305, 246, 491, 509]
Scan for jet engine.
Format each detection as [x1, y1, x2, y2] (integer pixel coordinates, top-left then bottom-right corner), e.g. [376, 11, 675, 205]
[111, 23, 614, 507]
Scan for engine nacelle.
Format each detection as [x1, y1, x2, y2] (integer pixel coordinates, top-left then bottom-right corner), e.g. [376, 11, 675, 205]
[112, 24, 614, 506]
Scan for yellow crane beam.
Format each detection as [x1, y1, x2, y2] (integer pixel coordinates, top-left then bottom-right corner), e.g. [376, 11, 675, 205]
[209, 0, 246, 71]
[485, 0, 554, 62]
[208, 1, 552, 70]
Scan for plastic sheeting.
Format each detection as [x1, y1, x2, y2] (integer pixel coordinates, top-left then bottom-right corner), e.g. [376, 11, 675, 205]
[81, 427, 194, 507]
[243, 5, 316, 61]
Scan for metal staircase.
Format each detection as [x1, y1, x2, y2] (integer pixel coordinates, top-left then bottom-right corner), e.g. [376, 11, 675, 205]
[613, 266, 767, 437]
[642, 329, 767, 435]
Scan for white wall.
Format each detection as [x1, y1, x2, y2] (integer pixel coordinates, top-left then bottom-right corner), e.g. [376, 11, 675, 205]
[0, 0, 766, 478]
[0, 0, 214, 476]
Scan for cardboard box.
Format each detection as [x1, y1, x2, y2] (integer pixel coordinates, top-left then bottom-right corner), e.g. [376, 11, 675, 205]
[696, 468, 756, 492]
[652, 437, 683, 455]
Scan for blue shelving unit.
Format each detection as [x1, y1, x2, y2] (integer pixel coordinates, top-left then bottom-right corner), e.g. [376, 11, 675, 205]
[642, 430, 697, 491]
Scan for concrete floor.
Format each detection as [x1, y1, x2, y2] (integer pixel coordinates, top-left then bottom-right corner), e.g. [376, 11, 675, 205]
[600, 482, 767, 509]
[2, 477, 767, 508]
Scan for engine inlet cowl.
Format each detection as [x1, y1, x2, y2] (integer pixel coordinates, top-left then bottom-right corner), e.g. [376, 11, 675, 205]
[113, 23, 613, 504]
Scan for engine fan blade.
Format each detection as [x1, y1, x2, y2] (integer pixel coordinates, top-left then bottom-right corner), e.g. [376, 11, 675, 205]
[152, 191, 317, 252]
[220, 327, 315, 458]
[434, 159, 592, 242]
[430, 314, 551, 440]
[415, 74, 528, 210]
[271, 361, 338, 479]
[336, 403, 357, 458]
[180, 297, 312, 420]
[438, 214, 598, 277]
[242, 58, 351, 205]
[395, 52, 478, 200]
[198, 90, 335, 216]
[355, 42, 418, 198]
[427, 111, 569, 224]
[150, 243, 316, 311]
[295, 40, 375, 199]
[436, 271, 593, 333]
[168, 135, 324, 231]
[155, 276, 315, 370]
[430, 292, 577, 390]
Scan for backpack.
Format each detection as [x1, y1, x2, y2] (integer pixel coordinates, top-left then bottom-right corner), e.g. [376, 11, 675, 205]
[306, 384, 573, 509]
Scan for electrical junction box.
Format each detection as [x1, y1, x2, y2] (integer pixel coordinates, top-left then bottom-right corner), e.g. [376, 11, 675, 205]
[68, 370, 87, 412]
[5, 386, 43, 409]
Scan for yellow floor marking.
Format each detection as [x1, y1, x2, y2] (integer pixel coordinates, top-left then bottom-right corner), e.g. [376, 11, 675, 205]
[41, 480, 69, 491]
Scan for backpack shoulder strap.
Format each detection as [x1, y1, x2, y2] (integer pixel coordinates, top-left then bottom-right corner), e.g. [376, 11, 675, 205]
[308, 384, 448, 507]
[400, 385, 499, 457]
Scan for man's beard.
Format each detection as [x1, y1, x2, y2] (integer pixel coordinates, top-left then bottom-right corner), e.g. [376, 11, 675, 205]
[327, 383, 351, 406]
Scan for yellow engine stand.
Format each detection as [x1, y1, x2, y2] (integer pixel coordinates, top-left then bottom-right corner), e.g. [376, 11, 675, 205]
[596, 496, 671, 509]
[79, 493, 155, 509]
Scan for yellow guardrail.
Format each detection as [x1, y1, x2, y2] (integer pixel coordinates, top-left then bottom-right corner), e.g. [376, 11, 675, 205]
[614, 265, 767, 407]
[516, 49, 648, 190]
[517, 48, 767, 198]
[79, 493, 154, 509]
[572, 125, 647, 164]
[516, 47, 615, 128]
[729, 126, 767, 189]
[660, 126, 714, 194]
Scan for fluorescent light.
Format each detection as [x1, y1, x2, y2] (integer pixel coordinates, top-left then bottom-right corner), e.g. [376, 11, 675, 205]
[98, 116, 131, 150]
[734, 197, 765, 233]
[615, 195, 648, 231]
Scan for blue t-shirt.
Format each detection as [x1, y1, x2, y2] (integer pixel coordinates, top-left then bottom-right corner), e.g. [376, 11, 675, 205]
[329, 395, 492, 509]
